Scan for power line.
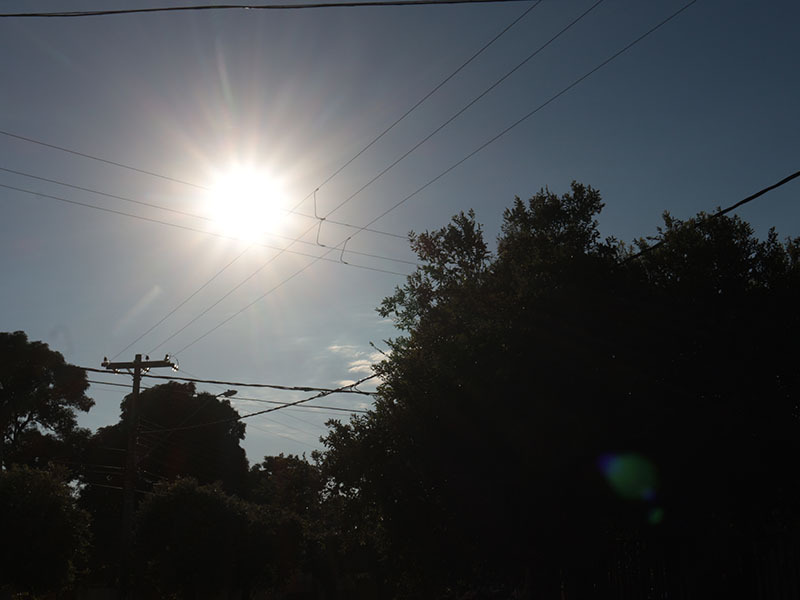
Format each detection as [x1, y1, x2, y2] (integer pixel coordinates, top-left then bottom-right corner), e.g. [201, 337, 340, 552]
[3, 1, 536, 363]
[140, 372, 375, 395]
[0, 0, 533, 19]
[80, 365, 374, 396]
[169, 0, 697, 356]
[314, 0, 542, 195]
[322, 0, 605, 219]
[0, 130, 203, 188]
[155, 0, 602, 355]
[624, 169, 800, 263]
[234, 395, 370, 414]
[0, 140, 408, 242]
[0, 182, 411, 276]
[88, 376, 368, 413]
[131, 3, 595, 356]
[346, 0, 700, 232]
[87, 378, 152, 391]
[139, 375, 376, 434]
[0, 165, 415, 254]
[113, 2, 539, 356]
[110, 246, 252, 361]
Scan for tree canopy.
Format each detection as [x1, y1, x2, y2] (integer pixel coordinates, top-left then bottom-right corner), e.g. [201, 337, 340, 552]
[319, 182, 800, 598]
[0, 331, 92, 469]
[79, 381, 249, 588]
[0, 465, 90, 596]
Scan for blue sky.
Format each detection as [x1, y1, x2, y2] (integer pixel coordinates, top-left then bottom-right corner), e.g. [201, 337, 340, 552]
[1, 0, 798, 462]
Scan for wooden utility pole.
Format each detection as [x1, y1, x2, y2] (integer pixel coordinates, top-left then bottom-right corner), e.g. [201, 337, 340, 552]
[102, 354, 176, 599]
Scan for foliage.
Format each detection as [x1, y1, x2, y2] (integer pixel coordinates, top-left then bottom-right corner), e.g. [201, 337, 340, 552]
[319, 182, 800, 597]
[0, 465, 91, 595]
[87, 381, 247, 493]
[79, 382, 249, 587]
[247, 453, 322, 517]
[0, 331, 92, 469]
[135, 477, 303, 598]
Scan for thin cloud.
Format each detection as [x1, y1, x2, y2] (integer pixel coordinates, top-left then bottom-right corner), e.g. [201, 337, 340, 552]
[348, 359, 374, 374]
[328, 344, 358, 354]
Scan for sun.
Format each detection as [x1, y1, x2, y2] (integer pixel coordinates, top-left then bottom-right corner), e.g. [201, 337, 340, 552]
[204, 166, 288, 242]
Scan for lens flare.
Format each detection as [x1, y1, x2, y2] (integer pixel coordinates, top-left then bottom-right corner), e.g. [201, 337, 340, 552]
[598, 452, 659, 501]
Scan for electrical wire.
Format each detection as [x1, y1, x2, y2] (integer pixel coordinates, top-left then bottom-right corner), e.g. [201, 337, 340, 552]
[0, 130, 203, 188]
[0, 0, 536, 363]
[143, 0, 607, 356]
[107, 3, 538, 356]
[339, 0, 700, 232]
[87, 376, 365, 415]
[315, 0, 542, 195]
[234, 395, 369, 414]
[139, 375, 376, 434]
[623, 169, 800, 263]
[0, 142, 407, 242]
[322, 0, 605, 219]
[81, 364, 373, 396]
[0, 166, 417, 266]
[109, 246, 252, 361]
[0, 0, 533, 19]
[0, 182, 412, 275]
[139, 372, 375, 394]
[168, 0, 697, 356]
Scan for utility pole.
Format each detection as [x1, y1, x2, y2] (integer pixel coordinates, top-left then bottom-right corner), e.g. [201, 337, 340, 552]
[102, 353, 176, 599]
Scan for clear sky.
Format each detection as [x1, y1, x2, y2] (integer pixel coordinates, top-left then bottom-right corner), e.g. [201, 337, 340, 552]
[1, 0, 798, 463]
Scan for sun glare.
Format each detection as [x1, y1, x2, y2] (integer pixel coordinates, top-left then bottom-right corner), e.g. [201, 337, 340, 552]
[205, 166, 288, 242]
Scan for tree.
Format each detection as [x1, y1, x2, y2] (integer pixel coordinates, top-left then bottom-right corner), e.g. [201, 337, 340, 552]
[318, 182, 800, 598]
[135, 477, 302, 598]
[0, 331, 92, 469]
[0, 465, 90, 596]
[247, 453, 323, 518]
[79, 382, 249, 587]
[82, 381, 248, 493]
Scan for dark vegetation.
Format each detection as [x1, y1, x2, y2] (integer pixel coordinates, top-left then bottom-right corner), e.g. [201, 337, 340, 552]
[2, 182, 799, 598]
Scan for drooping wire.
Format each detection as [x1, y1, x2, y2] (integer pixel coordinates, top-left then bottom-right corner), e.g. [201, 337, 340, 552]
[138, 375, 376, 434]
[80, 365, 374, 396]
[234, 395, 369, 414]
[140, 372, 375, 395]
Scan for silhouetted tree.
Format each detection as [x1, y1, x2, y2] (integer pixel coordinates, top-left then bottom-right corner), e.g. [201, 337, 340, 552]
[247, 453, 323, 517]
[135, 477, 302, 599]
[79, 382, 249, 588]
[0, 465, 90, 596]
[318, 183, 800, 598]
[0, 330, 92, 469]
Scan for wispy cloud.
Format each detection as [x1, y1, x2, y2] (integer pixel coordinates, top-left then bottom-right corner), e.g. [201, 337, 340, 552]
[327, 343, 389, 388]
[328, 344, 358, 354]
[348, 359, 373, 374]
